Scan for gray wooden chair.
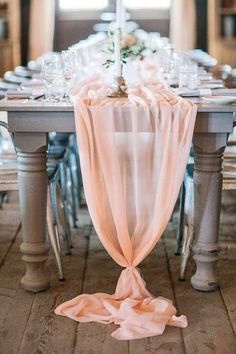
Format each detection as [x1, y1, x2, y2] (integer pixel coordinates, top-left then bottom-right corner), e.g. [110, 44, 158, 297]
[177, 130, 236, 280]
[49, 133, 83, 227]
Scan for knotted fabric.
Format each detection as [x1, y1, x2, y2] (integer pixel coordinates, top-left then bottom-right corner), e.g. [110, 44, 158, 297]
[55, 80, 197, 340]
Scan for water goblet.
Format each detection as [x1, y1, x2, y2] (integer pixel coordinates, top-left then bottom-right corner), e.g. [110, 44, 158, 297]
[70, 48, 84, 83]
[41, 53, 62, 102]
[61, 50, 75, 102]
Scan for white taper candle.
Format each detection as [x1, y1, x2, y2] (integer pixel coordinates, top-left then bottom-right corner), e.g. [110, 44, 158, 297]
[114, 28, 121, 77]
[116, 0, 123, 29]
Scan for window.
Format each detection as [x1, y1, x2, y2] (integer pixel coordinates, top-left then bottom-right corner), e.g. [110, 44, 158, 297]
[124, 0, 171, 9]
[59, 0, 108, 10]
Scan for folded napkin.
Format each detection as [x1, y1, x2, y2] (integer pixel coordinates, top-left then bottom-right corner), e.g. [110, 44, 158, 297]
[31, 73, 42, 80]
[199, 74, 213, 81]
[6, 89, 44, 99]
[21, 80, 44, 88]
[212, 88, 236, 96]
[176, 87, 236, 98]
[176, 88, 212, 97]
[202, 79, 224, 84]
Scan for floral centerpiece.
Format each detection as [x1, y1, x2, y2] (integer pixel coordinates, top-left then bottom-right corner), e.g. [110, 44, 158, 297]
[103, 32, 145, 69]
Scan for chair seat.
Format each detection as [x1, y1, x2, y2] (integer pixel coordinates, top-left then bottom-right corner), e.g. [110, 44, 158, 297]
[49, 133, 70, 146]
[48, 145, 66, 160]
[47, 164, 58, 179]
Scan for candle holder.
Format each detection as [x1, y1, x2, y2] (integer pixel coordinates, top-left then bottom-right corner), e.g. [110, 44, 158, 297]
[108, 76, 128, 98]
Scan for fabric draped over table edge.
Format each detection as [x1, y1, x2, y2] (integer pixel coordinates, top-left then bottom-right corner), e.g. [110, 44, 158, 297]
[55, 82, 197, 340]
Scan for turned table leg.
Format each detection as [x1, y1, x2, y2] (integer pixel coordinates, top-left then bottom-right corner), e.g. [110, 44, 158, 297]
[191, 133, 229, 291]
[14, 133, 49, 292]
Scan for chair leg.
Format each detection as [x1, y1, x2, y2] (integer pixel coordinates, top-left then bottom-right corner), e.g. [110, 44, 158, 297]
[47, 189, 65, 281]
[70, 136, 83, 206]
[176, 182, 186, 255]
[4, 191, 9, 203]
[59, 161, 73, 251]
[50, 184, 65, 254]
[68, 152, 79, 228]
[0, 192, 4, 208]
[179, 223, 194, 281]
[0, 191, 10, 208]
[56, 184, 72, 255]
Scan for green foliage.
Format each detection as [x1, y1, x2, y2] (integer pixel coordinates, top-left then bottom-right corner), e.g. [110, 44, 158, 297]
[102, 32, 145, 69]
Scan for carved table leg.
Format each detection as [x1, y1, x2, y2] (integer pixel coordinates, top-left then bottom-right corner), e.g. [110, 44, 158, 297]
[191, 133, 228, 291]
[14, 133, 49, 292]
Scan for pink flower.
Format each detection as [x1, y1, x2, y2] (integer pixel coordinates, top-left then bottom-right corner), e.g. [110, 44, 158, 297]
[121, 34, 137, 48]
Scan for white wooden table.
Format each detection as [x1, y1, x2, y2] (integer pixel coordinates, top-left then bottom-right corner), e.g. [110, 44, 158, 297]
[0, 98, 235, 293]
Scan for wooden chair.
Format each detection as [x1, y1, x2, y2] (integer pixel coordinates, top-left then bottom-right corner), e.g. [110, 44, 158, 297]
[177, 129, 236, 280]
[49, 133, 83, 227]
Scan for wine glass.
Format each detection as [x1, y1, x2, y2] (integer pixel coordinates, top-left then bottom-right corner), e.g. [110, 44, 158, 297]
[70, 48, 84, 83]
[41, 53, 62, 102]
[178, 55, 198, 91]
[61, 50, 75, 102]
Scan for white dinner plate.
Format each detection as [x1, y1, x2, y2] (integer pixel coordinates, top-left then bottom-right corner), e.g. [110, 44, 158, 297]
[199, 83, 224, 89]
[202, 96, 236, 105]
[198, 74, 213, 81]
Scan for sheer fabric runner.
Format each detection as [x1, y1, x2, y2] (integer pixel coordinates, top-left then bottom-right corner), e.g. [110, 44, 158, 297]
[55, 80, 197, 340]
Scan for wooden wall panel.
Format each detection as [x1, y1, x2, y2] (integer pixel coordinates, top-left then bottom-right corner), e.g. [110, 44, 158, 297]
[54, 18, 170, 51]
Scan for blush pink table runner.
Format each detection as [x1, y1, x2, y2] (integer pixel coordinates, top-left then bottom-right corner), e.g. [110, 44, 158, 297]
[55, 81, 197, 340]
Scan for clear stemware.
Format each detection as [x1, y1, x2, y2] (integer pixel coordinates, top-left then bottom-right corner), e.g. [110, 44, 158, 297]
[41, 53, 62, 102]
[61, 50, 75, 102]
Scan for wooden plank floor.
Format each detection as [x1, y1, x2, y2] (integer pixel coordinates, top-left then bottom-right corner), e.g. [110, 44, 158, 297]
[0, 191, 235, 354]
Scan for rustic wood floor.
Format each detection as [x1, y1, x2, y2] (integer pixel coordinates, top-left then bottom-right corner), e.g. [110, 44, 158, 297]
[0, 191, 236, 354]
